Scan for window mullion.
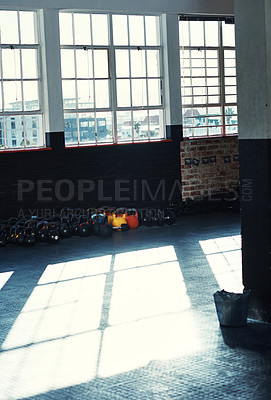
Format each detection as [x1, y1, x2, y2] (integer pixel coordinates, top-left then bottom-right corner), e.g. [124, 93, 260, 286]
[219, 21, 226, 136]
[126, 16, 134, 142]
[143, 16, 150, 140]
[0, 45, 7, 149]
[18, 11, 26, 148]
[108, 13, 117, 144]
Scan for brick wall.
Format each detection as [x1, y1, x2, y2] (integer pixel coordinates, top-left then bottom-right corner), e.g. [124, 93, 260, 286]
[180, 136, 239, 200]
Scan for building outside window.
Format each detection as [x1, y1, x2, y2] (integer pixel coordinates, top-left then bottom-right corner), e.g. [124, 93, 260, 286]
[59, 12, 164, 146]
[0, 10, 43, 149]
[179, 17, 237, 138]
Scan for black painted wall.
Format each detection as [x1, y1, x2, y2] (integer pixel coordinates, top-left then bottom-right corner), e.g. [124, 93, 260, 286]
[239, 139, 271, 322]
[0, 130, 182, 219]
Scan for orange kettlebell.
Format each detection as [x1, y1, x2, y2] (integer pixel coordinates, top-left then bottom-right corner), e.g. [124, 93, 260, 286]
[126, 209, 139, 229]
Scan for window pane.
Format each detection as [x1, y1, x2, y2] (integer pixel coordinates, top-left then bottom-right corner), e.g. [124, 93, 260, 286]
[190, 21, 204, 47]
[74, 13, 91, 45]
[117, 111, 132, 141]
[206, 59, 218, 68]
[225, 68, 236, 77]
[209, 126, 222, 136]
[92, 14, 108, 45]
[131, 50, 146, 77]
[224, 58, 236, 68]
[25, 115, 43, 147]
[0, 11, 19, 44]
[148, 79, 161, 106]
[117, 79, 131, 107]
[77, 80, 94, 109]
[96, 112, 113, 143]
[22, 49, 38, 78]
[76, 49, 93, 78]
[181, 77, 191, 87]
[23, 81, 39, 110]
[192, 68, 205, 77]
[179, 21, 190, 47]
[182, 97, 192, 105]
[225, 77, 236, 86]
[149, 110, 163, 139]
[225, 106, 237, 118]
[2, 49, 21, 79]
[205, 21, 218, 46]
[191, 50, 204, 59]
[61, 49, 75, 78]
[113, 15, 128, 45]
[208, 96, 220, 104]
[225, 86, 237, 95]
[0, 83, 2, 111]
[133, 110, 148, 140]
[225, 95, 237, 103]
[20, 12, 36, 44]
[78, 113, 95, 143]
[208, 115, 222, 126]
[3, 82, 22, 111]
[62, 81, 76, 109]
[205, 50, 217, 59]
[59, 13, 73, 45]
[145, 16, 160, 45]
[5, 115, 23, 148]
[207, 68, 218, 77]
[193, 87, 206, 96]
[222, 22, 235, 47]
[208, 87, 219, 95]
[94, 50, 109, 78]
[194, 127, 207, 137]
[192, 78, 205, 87]
[224, 50, 236, 59]
[194, 96, 206, 105]
[64, 114, 78, 145]
[182, 68, 191, 78]
[95, 80, 109, 108]
[191, 58, 204, 68]
[208, 107, 221, 116]
[132, 79, 147, 106]
[147, 50, 160, 77]
[181, 59, 190, 69]
[207, 78, 219, 86]
[115, 50, 129, 78]
[182, 87, 192, 96]
[225, 125, 237, 134]
[129, 15, 144, 46]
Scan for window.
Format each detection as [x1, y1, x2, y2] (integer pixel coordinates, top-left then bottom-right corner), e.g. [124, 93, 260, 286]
[59, 12, 163, 146]
[179, 18, 237, 138]
[0, 10, 43, 149]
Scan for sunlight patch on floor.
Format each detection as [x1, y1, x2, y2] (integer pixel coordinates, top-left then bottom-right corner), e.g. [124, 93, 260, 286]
[0, 246, 199, 399]
[199, 235, 243, 292]
[0, 271, 14, 291]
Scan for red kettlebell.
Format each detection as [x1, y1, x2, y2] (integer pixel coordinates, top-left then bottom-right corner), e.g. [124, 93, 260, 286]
[126, 209, 139, 229]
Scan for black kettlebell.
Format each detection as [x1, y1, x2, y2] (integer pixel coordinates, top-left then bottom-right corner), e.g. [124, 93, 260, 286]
[99, 223, 113, 238]
[16, 227, 26, 246]
[36, 221, 48, 242]
[59, 220, 73, 238]
[0, 229, 7, 246]
[24, 227, 36, 247]
[47, 223, 60, 244]
[78, 222, 92, 237]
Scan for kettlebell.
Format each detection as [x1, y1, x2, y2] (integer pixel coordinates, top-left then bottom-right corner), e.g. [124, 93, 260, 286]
[126, 209, 139, 229]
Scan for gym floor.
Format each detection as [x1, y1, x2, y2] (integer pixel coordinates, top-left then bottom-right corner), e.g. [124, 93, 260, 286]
[1, 212, 271, 400]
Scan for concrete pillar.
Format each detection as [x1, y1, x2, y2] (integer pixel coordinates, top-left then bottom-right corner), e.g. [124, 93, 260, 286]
[235, 0, 271, 321]
[39, 9, 65, 150]
[162, 14, 183, 141]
